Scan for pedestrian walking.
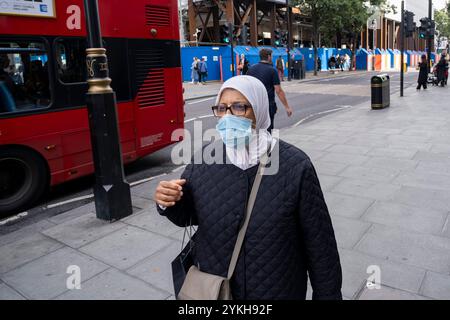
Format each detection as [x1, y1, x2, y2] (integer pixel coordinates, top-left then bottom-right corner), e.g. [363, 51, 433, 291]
[417, 54, 428, 90]
[191, 57, 199, 84]
[276, 56, 285, 81]
[444, 50, 449, 86]
[238, 54, 250, 75]
[198, 58, 208, 85]
[436, 53, 449, 87]
[247, 49, 293, 133]
[328, 56, 337, 70]
[154, 75, 343, 300]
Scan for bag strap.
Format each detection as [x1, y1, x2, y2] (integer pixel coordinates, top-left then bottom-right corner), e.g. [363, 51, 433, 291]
[226, 148, 271, 280]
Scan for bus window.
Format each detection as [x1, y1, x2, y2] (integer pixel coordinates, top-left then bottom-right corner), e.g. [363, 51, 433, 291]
[55, 39, 87, 84]
[0, 41, 50, 114]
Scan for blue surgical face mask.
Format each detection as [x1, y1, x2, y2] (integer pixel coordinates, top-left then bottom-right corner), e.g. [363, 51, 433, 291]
[216, 115, 253, 148]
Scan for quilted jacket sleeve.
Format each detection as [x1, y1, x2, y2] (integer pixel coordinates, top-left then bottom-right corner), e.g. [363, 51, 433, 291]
[157, 164, 198, 227]
[297, 159, 343, 300]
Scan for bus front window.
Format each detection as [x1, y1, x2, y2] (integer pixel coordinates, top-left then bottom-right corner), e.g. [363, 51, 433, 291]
[0, 41, 51, 114]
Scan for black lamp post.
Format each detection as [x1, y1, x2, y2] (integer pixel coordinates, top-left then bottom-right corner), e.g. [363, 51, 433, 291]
[427, 0, 433, 73]
[286, 0, 292, 81]
[83, 0, 133, 221]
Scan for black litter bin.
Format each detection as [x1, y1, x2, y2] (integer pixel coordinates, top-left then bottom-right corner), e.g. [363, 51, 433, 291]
[292, 60, 306, 80]
[292, 60, 301, 80]
[300, 60, 306, 79]
[371, 74, 390, 109]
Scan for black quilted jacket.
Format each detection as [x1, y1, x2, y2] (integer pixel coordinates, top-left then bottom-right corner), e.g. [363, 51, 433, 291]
[158, 140, 342, 300]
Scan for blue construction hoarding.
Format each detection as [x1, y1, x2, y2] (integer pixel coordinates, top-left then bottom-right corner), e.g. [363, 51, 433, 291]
[181, 46, 353, 82]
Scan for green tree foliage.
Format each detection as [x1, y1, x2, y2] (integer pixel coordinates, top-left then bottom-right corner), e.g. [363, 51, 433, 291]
[434, 6, 450, 41]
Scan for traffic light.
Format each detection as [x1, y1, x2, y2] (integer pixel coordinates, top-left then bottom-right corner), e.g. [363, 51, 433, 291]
[419, 18, 427, 39]
[274, 29, 281, 46]
[240, 24, 251, 45]
[404, 10, 415, 38]
[419, 17, 434, 39]
[280, 31, 288, 46]
[222, 23, 234, 44]
[429, 20, 436, 39]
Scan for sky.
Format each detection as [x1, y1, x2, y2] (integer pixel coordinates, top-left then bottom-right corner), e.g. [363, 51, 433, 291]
[384, 0, 448, 22]
[434, 0, 448, 10]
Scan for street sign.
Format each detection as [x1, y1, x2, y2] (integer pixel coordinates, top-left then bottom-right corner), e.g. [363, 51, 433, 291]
[368, 19, 378, 30]
[0, 0, 56, 18]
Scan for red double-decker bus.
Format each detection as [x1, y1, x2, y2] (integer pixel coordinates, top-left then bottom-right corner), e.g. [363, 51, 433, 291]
[0, 0, 184, 215]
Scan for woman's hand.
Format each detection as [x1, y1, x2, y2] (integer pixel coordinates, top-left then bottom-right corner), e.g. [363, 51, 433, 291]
[154, 179, 186, 208]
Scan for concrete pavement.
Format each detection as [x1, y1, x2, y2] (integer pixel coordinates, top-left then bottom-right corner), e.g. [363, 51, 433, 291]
[1, 83, 450, 300]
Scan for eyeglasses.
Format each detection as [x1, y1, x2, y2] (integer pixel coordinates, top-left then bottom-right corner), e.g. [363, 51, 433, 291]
[212, 103, 252, 117]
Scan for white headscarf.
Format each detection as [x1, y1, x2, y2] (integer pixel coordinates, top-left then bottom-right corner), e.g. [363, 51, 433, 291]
[215, 75, 277, 170]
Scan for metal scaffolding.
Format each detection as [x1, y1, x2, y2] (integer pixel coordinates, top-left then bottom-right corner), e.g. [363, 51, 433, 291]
[185, 0, 313, 47]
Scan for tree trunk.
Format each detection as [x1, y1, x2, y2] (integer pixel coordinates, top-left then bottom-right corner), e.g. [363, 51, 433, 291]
[336, 31, 342, 48]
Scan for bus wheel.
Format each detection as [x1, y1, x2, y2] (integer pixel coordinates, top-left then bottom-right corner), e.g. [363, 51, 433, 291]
[0, 148, 49, 217]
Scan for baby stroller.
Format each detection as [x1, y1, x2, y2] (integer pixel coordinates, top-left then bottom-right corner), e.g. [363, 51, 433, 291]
[427, 67, 439, 86]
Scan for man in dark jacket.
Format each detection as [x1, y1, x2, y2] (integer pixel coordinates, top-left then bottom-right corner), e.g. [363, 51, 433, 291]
[247, 49, 293, 133]
[417, 54, 428, 90]
[436, 54, 449, 87]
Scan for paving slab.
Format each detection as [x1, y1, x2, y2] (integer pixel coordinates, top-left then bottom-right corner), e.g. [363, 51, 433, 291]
[79, 226, 173, 270]
[313, 161, 349, 176]
[47, 202, 96, 225]
[42, 213, 127, 248]
[390, 185, 450, 212]
[355, 224, 450, 274]
[362, 157, 419, 172]
[0, 283, 25, 300]
[393, 171, 450, 191]
[0, 233, 63, 274]
[55, 268, 170, 300]
[330, 216, 371, 249]
[318, 152, 370, 166]
[323, 192, 374, 219]
[0, 219, 56, 247]
[123, 208, 183, 237]
[420, 271, 450, 300]
[127, 241, 181, 294]
[362, 201, 448, 235]
[1, 247, 108, 299]
[358, 285, 431, 300]
[366, 147, 418, 159]
[339, 248, 426, 299]
[331, 179, 401, 201]
[337, 165, 400, 183]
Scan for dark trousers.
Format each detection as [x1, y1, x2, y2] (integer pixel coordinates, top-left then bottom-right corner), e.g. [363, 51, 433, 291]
[417, 83, 427, 90]
[268, 104, 277, 133]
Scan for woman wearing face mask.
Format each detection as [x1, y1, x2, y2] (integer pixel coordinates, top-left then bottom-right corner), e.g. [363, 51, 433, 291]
[154, 76, 342, 300]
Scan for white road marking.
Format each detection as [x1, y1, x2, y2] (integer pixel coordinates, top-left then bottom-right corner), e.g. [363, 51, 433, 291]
[130, 173, 168, 186]
[199, 115, 214, 119]
[187, 97, 215, 105]
[184, 118, 196, 123]
[0, 211, 28, 226]
[293, 105, 351, 127]
[172, 165, 187, 173]
[46, 194, 94, 209]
